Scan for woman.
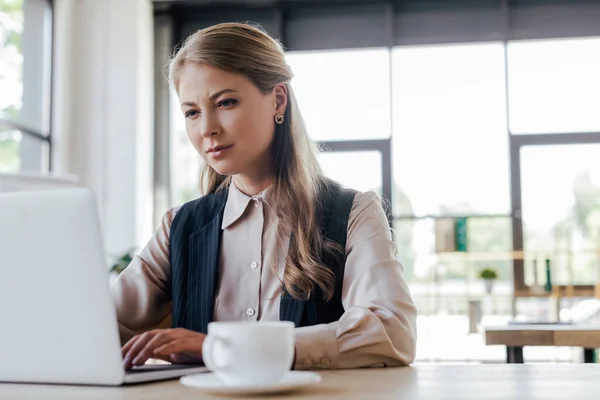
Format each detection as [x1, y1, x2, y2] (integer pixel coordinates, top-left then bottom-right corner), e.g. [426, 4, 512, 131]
[115, 22, 417, 371]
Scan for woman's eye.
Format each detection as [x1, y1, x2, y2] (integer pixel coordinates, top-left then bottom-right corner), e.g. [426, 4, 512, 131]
[184, 110, 199, 119]
[218, 99, 237, 108]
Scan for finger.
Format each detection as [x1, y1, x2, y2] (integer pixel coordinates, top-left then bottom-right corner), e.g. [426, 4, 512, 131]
[152, 338, 183, 357]
[123, 331, 158, 370]
[121, 334, 141, 358]
[131, 331, 178, 367]
[154, 337, 202, 358]
[152, 330, 204, 357]
[122, 335, 143, 368]
[156, 330, 206, 357]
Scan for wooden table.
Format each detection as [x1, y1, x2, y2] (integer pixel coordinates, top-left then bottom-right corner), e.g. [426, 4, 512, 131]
[2, 365, 600, 399]
[484, 324, 600, 363]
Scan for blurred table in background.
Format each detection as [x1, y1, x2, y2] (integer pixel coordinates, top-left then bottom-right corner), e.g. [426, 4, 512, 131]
[484, 324, 600, 363]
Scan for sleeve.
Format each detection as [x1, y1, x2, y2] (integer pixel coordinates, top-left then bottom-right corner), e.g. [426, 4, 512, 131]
[111, 207, 179, 344]
[293, 191, 417, 370]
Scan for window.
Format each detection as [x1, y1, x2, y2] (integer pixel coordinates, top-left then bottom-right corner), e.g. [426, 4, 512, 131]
[170, 88, 201, 205]
[521, 143, 600, 285]
[0, 130, 20, 172]
[285, 48, 391, 142]
[508, 37, 600, 134]
[0, 0, 52, 173]
[0, 0, 23, 172]
[318, 151, 382, 196]
[391, 43, 512, 326]
[391, 43, 509, 216]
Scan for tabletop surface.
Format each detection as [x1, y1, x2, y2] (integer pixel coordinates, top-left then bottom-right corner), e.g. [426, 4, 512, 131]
[1, 364, 600, 400]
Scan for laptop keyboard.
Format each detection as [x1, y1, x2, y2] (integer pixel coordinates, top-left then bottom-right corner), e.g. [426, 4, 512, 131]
[127, 364, 203, 374]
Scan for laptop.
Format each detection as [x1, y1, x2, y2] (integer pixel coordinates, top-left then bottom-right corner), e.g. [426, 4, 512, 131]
[0, 188, 208, 385]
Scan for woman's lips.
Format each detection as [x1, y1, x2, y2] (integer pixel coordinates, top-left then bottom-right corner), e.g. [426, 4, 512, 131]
[207, 144, 233, 159]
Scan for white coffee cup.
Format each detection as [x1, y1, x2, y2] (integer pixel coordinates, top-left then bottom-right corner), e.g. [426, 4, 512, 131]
[202, 321, 295, 386]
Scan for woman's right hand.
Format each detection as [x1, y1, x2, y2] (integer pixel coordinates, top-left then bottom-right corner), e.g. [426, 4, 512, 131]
[121, 328, 206, 370]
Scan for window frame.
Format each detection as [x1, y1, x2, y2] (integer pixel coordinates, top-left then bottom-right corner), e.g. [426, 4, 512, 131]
[1, 0, 54, 173]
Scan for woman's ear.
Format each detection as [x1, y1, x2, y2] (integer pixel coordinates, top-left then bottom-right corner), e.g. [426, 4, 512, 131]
[273, 84, 288, 115]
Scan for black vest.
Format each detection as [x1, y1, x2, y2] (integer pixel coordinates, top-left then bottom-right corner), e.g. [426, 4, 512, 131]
[169, 179, 357, 334]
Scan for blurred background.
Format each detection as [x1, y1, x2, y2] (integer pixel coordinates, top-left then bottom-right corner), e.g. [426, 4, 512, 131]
[2, 0, 600, 364]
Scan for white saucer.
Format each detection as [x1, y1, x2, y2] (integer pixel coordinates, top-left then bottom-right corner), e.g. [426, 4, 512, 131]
[180, 371, 321, 395]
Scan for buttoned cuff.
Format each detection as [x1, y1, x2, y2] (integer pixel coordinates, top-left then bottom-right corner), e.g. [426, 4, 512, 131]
[293, 323, 339, 370]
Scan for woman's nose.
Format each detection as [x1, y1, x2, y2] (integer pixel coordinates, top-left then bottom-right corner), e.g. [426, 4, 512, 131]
[200, 112, 221, 138]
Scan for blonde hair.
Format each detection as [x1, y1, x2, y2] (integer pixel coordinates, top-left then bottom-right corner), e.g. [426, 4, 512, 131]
[168, 22, 340, 301]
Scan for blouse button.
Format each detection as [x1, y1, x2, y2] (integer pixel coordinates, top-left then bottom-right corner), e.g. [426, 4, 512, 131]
[250, 261, 258, 269]
[246, 308, 255, 317]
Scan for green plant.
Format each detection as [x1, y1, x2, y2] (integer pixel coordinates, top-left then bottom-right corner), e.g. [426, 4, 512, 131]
[110, 249, 135, 275]
[479, 267, 498, 280]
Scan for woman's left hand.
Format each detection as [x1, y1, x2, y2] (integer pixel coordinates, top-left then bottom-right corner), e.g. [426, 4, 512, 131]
[122, 328, 206, 370]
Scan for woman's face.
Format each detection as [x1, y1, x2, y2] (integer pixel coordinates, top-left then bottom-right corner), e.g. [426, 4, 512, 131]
[178, 64, 287, 181]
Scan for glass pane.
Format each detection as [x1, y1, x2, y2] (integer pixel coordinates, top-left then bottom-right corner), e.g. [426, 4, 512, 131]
[521, 144, 600, 285]
[392, 43, 509, 216]
[394, 217, 512, 282]
[466, 217, 513, 285]
[318, 151, 381, 196]
[394, 217, 513, 311]
[0, 128, 20, 172]
[467, 217, 512, 254]
[393, 219, 432, 284]
[286, 48, 391, 141]
[508, 37, 600, 134]
[170, 88, 201, 205]
[0, 0, 24, 121]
